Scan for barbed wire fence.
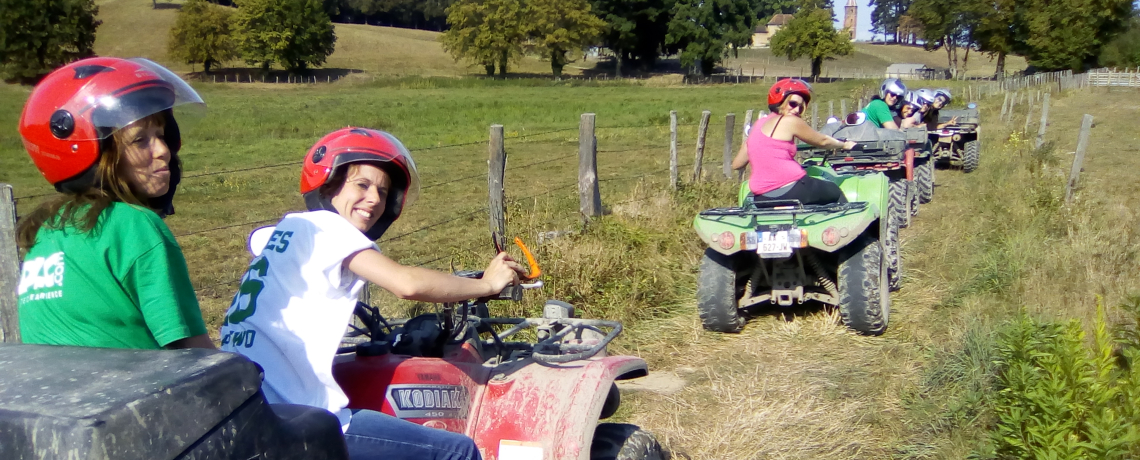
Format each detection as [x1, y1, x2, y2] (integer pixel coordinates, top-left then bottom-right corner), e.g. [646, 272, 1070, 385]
[1, 112, 751, 309]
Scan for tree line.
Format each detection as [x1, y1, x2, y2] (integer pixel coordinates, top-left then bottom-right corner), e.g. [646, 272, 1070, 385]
[871, 0, 1136, 77]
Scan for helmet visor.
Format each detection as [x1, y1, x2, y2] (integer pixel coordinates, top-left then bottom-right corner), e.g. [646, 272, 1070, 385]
[57, 58, 205, 141]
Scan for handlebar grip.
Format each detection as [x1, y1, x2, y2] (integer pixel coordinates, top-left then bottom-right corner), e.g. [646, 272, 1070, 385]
[495, 285, 523, 301]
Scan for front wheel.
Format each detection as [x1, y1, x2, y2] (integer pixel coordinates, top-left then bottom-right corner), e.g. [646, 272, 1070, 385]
[591, 423, 667, 460]
[697, 249, 745, 333]
[837, 236, 890, 335]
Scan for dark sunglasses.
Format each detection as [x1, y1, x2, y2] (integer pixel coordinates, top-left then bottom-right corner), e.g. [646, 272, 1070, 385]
[787, 100, 804, 109]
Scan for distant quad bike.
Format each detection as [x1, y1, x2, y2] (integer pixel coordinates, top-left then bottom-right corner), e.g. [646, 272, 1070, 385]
[930, 104, 981, 173]
[814, 116, 934, 229]
[329, 237, 665, 460]
[693, 161, 893, 336]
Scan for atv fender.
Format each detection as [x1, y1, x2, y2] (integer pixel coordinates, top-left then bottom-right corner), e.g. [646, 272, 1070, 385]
[470, 355, 648, 460]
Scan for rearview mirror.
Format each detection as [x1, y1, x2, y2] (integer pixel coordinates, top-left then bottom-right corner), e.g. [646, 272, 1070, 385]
[844, 112, 867, 126]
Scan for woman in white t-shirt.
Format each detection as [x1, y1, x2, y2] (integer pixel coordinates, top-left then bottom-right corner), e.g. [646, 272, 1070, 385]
[219, 127, 523, 460]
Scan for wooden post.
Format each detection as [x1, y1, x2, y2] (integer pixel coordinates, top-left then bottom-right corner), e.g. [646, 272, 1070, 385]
[669, 111, 678, 190]
[811, 102, 818, 129]
[1000, 92, 1010, 122]
[828, 100, 834, 118]
[692, 110, 711, 182]
[0, 184, 20, 343]
[579, 113, 602, 220]
[488, 125, 506, 249]
[841, 99, 847, 116]
[1065, 114, 1094, 205]
[723, 113, 735, 179]
[1035, 93, 1050, 149]
[1023, 102, 1034, 134]
[743, 109, 754, 131]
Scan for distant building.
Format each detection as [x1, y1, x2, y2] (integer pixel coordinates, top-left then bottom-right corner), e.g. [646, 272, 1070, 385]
[885, 63, 948, 80]
[751, 14, 795, 48]
[843, 0, 857, 41]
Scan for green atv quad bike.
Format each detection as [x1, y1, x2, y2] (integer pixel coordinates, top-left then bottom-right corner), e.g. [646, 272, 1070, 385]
[930, 103, 981, 172]
[814, 116, 933, 230]
[693, 162, 893, 336]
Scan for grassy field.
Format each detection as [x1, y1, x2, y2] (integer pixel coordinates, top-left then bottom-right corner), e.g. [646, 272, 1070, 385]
[2, 68, 1127, 459]
[724, 43, 1028, 79]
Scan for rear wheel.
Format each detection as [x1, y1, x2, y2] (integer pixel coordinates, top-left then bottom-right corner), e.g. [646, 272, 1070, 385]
[591, 423, 666, 460]
[888, 179, 911, 228]
[697, 249, 745, 333]
[916, 158, 934, 203]
[837, 236, 890, 335]
[963, 140, 980, 173]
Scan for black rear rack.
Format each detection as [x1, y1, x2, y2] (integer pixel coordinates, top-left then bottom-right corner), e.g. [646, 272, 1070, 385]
[699, 201, 868, 217]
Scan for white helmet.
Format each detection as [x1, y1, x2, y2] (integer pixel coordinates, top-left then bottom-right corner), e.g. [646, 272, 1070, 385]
[903, 92, 922, 111]
[933, 88, 952, 104]
[880, 78, 907, 99]
[915, 89, 936, 105]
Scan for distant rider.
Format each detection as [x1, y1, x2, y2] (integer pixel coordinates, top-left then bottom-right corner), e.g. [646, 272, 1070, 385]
[731, 79, 857, 205]
[926, 88, 958, 129]
[861, 78, 907, 129]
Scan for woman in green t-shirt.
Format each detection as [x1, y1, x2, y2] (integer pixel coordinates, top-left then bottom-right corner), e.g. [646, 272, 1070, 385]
[14, 57, 213, 350]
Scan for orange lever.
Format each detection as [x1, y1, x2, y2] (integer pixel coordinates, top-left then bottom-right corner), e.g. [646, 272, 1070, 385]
[514, 237, 542, 280]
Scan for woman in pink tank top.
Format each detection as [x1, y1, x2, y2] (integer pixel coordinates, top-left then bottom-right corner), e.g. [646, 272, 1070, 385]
[731, 79, 857, 205]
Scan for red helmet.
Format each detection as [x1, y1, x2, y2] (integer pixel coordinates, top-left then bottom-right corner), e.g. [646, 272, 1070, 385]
[301, 127, 420, 240]
[767, 78, 813, 111]
[18, 57, 204, 214]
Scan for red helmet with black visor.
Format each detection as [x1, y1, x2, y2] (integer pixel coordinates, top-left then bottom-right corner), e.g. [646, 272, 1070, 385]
[17, 57, 205, 215]
[300, 127, 420, 240]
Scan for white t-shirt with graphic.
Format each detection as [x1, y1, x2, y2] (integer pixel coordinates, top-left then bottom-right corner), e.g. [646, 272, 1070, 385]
[219, 210, 376, 430]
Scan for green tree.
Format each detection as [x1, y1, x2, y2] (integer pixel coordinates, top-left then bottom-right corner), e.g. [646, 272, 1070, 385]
[233, 0, 337, 73]
[0, 0, 100, 83]
[666, 0, 756, 76]
[869, 0, 913, 42]
[168, 0, 238, 73]
[527, 0, 604, 79]
[908, 0, 975, 77]
[768, 3, 853, 78]
[752, 0, 797, 24]
[591, 0, 675, 76]
[440, 0, 527, 77]
[967, 0, 1017, 78]
[1016, 0, 1132, 71]
[1100, 17, 1140, 68]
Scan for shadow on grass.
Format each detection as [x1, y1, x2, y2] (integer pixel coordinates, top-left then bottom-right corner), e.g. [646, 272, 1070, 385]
[151, 2, 182, 10]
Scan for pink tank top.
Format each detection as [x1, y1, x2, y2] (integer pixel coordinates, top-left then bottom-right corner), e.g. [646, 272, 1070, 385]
[747, 115, 806, 195]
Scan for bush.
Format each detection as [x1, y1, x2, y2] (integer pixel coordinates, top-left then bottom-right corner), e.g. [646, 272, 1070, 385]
[985, 298, 1140, 459]
[169, 0, 238, 73]
[233, 0, 336, 73]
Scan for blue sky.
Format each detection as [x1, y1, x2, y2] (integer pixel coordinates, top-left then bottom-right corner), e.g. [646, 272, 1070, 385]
[829, 1, 887, 42]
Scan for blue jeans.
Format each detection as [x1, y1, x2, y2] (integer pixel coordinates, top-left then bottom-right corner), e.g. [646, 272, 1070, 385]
[344, 409, 482, 460]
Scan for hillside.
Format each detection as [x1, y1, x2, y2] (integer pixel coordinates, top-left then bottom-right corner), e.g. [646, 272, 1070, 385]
[94, 0, 1026, 79]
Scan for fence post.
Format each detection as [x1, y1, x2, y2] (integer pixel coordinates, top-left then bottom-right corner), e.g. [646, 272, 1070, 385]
[487, 125, 506, 247]
[1000, 92, 1010, 123]
[723, 113, 735, 179]
[669, 111, 678, 191]
[692, 110, 711, 182]
[1035, 93, 1050, 149]
[1065, 114, 1094, 205]
[579, 113, 602, 220]
[841, 99, 847, 116]
[811, 102, 818, 130]
[1023, 102, 1034, 134]
[0, 184, 20, 343]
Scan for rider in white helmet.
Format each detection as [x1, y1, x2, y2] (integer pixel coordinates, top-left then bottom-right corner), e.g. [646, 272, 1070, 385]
[894, 92, 924, 129]
[920, 88, 957, 130]
[861, 78, 906, 129]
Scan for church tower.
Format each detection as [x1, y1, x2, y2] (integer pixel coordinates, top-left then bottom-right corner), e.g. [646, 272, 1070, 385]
[843, 0, 857, 41]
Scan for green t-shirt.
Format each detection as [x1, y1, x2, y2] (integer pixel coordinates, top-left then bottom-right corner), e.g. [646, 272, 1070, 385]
[18, 202, 206, 349]
[862, 98, 894, 128]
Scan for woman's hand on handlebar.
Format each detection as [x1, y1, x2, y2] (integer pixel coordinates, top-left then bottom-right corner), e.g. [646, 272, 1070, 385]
[842, 140, 857, 150]
[482, 252, 525, 294]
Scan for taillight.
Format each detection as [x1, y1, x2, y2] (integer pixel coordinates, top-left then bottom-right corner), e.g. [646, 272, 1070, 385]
[718, 231, 735, 250]
[822, 227, 840, 246]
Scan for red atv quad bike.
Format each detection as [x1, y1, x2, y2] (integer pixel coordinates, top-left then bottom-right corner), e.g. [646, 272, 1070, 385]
[330, 237, 666, 460]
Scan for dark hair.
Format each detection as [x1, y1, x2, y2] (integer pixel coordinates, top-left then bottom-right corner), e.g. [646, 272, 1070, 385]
[16, 114, 167, 251]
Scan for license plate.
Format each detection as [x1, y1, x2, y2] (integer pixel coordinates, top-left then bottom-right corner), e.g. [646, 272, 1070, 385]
[758, 231, 792, 258]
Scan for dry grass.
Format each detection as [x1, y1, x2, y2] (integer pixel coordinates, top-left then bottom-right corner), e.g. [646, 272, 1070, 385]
[724, 43, 1029, 79]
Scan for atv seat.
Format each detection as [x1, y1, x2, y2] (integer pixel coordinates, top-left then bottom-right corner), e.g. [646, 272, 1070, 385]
[0, 344, 348, 460]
